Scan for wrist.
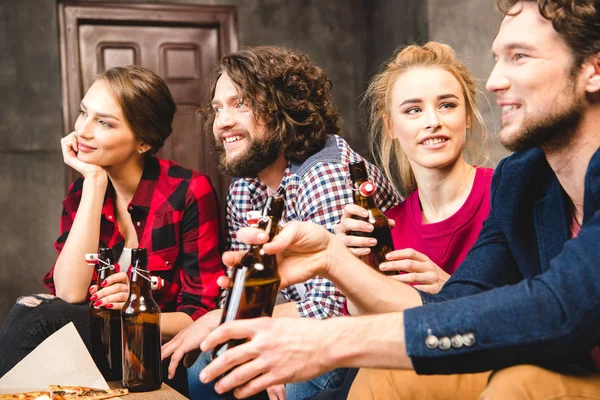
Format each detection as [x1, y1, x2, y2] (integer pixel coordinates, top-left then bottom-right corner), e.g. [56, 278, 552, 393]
[83, 170, 108, 187]
[323, 235, 353, 282]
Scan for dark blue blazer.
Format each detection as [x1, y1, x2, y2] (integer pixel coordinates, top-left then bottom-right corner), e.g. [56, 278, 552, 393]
[404, 147, 600, 374]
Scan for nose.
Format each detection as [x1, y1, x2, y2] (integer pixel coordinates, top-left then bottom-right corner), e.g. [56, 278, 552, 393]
[75, 116, 93, 139]
[486, 61, 510, 93]
[423, 109, 441, 132]
[214, 107, 235, 132]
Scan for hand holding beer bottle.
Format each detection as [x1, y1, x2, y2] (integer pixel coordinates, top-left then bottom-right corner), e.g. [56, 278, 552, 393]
[89, 247, 122, 380]
[213, 193, 285, 400]
[338, 161, 396, 275]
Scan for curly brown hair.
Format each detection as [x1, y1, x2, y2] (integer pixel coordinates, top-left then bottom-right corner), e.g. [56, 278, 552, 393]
[202, 46, 341, 162]
[497, 0, 600, 68]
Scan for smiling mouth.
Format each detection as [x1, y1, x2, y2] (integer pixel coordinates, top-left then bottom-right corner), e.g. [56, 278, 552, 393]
[224, 135, 244, 144]
[420, 137, 448, 145]
[502, 105, 521, 113]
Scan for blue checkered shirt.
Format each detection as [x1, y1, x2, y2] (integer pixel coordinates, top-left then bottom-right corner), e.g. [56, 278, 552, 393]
[226, 135, 401, 319]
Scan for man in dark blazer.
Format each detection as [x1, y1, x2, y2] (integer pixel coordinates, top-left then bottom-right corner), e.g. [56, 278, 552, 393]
[183, 1, 600, 398]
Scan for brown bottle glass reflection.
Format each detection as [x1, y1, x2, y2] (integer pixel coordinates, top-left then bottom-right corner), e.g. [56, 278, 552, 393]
[348, 161, 396, 275]
[212, 194, 285, 400]
[121, 248, 162, 392]
[89, 247, 122, 380]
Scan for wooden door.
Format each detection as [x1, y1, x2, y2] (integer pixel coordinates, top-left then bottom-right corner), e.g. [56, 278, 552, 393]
[58, 2, 238, 208]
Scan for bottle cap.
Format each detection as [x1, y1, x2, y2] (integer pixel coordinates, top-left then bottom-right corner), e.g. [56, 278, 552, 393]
[151, 275, 164, 291]
[85, 253, 98, 266]
[359, 181, 376, 197]
[246, 210, 262, 227]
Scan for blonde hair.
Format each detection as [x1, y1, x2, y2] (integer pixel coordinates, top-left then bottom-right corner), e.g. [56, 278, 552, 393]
[364, 42, 488, 196]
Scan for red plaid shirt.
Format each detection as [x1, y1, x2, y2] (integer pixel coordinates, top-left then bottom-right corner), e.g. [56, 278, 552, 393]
[43, 157, 224, 321]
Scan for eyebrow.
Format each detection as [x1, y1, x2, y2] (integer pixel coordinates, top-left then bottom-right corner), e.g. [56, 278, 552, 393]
[492, 42, 536, 57]
[211, 93, 243, 107]
[80, 102, 121, 121]
[400, 93, 459, 106]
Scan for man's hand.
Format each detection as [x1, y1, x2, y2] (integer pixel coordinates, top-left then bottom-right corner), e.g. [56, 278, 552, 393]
[226, 221, 338, 288]
[380, 248, 450, 294]
[161, 308, 222, 379]
[199, 317, 332, 399]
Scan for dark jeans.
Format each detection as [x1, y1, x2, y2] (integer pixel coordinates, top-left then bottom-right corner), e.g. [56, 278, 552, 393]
[0, 294, 189, 396]
[0, 294, 90, 377]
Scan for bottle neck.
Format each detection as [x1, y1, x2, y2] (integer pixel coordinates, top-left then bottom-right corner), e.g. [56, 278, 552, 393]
[129, 268, 153, 297]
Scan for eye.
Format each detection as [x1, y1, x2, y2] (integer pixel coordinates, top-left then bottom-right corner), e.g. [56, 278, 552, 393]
[406, 107, 421, 115]
[98, 120, 113, 128]
[78, 109, 87, 117]
[235, 101, 246, 109]
[439, 103, 457, 110]
[213, 106, 222, 113]
[512, 53, 528, 63]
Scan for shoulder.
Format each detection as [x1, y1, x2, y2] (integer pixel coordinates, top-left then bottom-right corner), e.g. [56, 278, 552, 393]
[384, 197, 410, 220]
[490, 148, 553, 205]
[155, 158, 216, 204]
[289, 134, 343, 178]
[62, 177, 86, 212]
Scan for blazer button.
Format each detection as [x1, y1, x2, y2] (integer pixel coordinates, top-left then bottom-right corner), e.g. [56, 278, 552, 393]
[438, 336, 451, 351]
[451, 334, 463, 348]
[425, 335, 439, 349]
[462, 332, 476, 347]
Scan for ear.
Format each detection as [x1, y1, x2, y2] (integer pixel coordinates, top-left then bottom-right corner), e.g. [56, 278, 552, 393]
[584, 53, 600, 94]
[383, 114, 395, 139]
[466, 114, 472, 131]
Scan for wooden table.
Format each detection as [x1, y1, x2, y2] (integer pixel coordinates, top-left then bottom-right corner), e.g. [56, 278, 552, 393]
[108, 381, 188, 399]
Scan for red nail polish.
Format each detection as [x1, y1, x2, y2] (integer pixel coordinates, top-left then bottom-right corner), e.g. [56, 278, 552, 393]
[101, 280, 108, 287]
[89, 286, 94, 294]
[105, 303, 113, 309]
[93, 300, 102, 307]
[90, 294, 98, 301]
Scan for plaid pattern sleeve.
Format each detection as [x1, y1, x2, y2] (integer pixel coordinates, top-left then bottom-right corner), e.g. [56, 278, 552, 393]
[176, 174, 224, 320]
[287, 162, 353, 319]
[225, 180, 249, 252]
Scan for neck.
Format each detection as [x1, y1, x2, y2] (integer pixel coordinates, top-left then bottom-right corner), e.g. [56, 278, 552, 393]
[105, 155, 146, 203]
[412, 157, 476, 223]
[257, 152, 287, 193]
[542, 106, 600, 224]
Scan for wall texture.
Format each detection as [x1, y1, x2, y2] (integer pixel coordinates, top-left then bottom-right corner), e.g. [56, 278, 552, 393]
[0, 0, 505, 324]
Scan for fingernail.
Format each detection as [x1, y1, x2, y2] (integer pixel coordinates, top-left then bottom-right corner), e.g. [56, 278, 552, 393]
[367, 225, 374, 231]
[386, 253, 392, 260]
[200, 371, 207, 382]
[257, 232, 268, 240]
[93, 300, 102, 307]
[369, 239, 377, 246]
[90, 294, 98, 301]
[379, 263, 386, 270]
[105, 303, 113, 309]
[101, 280, 108, 287]
[89, 286, 95, 294]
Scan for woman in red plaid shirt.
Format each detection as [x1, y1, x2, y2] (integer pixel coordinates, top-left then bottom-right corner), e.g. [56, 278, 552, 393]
[0, 66, 223, 389]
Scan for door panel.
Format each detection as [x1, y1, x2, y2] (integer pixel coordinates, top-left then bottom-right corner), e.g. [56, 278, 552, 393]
[59, 2, 238, 209]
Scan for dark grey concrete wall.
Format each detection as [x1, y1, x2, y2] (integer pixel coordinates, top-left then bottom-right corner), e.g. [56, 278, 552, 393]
[0, 0, 65, 323]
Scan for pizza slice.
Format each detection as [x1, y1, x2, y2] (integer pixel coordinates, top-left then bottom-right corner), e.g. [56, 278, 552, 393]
[48, 386, 127, 399]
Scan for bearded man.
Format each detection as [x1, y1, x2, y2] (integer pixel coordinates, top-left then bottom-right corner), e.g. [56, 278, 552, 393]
[162, 45, 400, 399]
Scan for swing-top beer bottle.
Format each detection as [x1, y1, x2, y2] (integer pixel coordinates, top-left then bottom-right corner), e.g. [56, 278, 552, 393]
[349, 160, 396, 275]
[212, 194, 285, 400]
[89, 247, 122, 380]
[121, 248, 162, 392]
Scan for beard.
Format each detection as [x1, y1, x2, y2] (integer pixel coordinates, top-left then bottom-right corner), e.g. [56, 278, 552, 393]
[214, 130, 282, 177]
[502, 83, 586, 153]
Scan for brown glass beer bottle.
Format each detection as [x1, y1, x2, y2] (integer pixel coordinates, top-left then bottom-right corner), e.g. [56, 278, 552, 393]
[348, 161, 396, 275]
[121, 248, 162, 392]
[212, 194, 285, 400]
[89, 247, 122, 380]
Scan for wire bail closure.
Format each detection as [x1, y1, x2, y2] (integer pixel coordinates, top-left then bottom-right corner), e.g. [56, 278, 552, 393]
[85, 253, 116, 272]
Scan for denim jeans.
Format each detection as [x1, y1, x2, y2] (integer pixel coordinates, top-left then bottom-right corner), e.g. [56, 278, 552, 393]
[0, 294, 90, 377]
[188, 351, 348, 400]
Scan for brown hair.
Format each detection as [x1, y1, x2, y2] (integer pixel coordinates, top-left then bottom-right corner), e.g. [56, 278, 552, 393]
[97, 65, 176, 155]
[364, 42, 488, 196]
[497, 0, 600, 68]
[202, 46, 341, 162]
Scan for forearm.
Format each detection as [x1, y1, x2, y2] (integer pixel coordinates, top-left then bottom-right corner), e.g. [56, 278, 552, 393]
[272, 301, 299, 317]
[161, 312, 194, 342]
[324, 238, 423, 314]
[54, 175, 107, 302]
[324, 313, 413, 370]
